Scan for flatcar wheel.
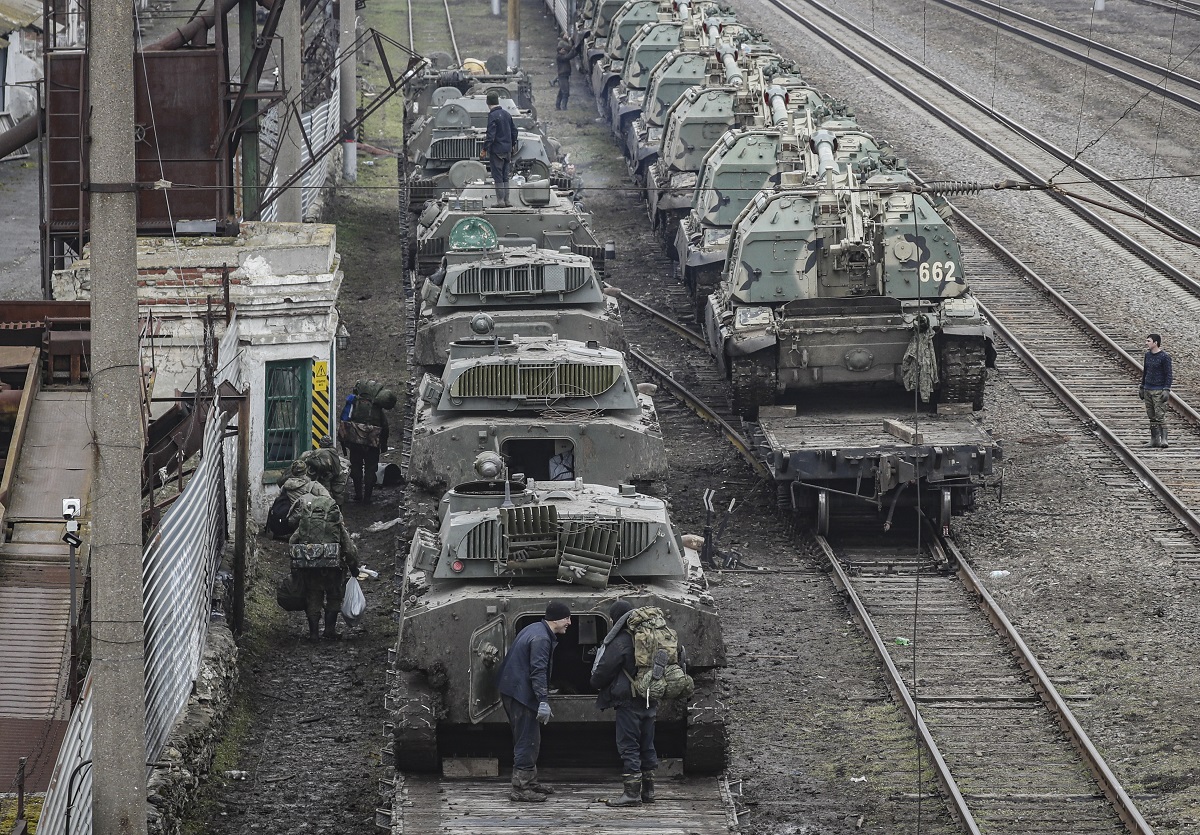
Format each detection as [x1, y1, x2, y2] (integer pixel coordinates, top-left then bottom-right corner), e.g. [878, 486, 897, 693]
[816, 489, 830, 536]
[938, 487, 952, 534]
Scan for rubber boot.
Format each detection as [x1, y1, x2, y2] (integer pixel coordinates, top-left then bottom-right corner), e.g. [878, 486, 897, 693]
[606, 773, 642, 807]
[526, 766, 554, 795]
[1160, 425, 1170, 449]
[307, 615, 321, 642]
[1148, 427, 1160, 448]
[363, 481, 374, 504]
[323, 610, 342, 641]
[641, 769, 656, 803]
[509, 768, 547, 803]
[353, 481, 363, 502]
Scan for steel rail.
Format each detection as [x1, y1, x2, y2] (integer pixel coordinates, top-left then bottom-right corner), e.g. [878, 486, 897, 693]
[813, 534, 982, 835]
[943, 535, 1156, 835]
[1126, 0, 1200, 22]
[442, 0, 462, 67]
[627, 346, 770, 478]
[606, 285, 709, 350]
[770, 0, 1200, 292]
[405, 0, 415, 52]
[933, 0, 1200, 103]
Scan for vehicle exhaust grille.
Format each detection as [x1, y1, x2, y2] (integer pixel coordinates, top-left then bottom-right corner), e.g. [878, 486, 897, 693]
[429, 136, 481, 160]
[459, 520, 498, 560]
[620, 521, 654, 559]
[451, 362, 620, 399]
[449, 264, 590, 296]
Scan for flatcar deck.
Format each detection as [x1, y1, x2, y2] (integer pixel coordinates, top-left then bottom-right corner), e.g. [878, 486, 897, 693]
[394, 770, 736, 834]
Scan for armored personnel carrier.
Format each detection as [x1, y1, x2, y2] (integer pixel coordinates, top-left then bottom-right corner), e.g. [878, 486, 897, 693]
[589, 0, 661, 117]
[408, 333, 665, 492]
[704, 167, 994, 417]
[415, 218, 625, 370]
[414, 178, 607, 276]
[403, 56, 534, 129]
[390, 468, 726, 774]
[646, 66, 821, 253]
[676, 111, 888, 319]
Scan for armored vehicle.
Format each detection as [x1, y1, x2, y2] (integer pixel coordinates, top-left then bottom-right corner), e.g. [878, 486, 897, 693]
[647, 67, 820, 253]
[589, 0, 660, 116]
[414, 178, 607, 276]
[415, 218, 625, 370]
[403, 57, 534, 128]
[408, 334, 665, 492]
[405, 91, 570, 211]
[704, 168, 994, 417]
[390, 470, 726, 773]
[676, 112, 888, 318]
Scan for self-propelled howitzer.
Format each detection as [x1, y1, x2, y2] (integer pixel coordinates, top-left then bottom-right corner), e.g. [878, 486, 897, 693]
[704, 168, 994, 416]
[390, 473, 727, 774]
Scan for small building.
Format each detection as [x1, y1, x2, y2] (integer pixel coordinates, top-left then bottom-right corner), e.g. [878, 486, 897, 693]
[0, 0, 43, 126]
[53, 222, 346, 521]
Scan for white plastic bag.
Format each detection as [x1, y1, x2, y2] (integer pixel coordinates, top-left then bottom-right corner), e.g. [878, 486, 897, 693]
[341, 576, 366, 625]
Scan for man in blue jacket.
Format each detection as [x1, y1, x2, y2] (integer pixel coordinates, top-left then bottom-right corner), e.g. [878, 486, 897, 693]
[1141, 333, 1173, 448]
[496, 600, 572, 802]
[482, 91, 517, 207]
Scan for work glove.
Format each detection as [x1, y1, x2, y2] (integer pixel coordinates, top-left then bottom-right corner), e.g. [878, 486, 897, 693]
[537, 701, 552, 725]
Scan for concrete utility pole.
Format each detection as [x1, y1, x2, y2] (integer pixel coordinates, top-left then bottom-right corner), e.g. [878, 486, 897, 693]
[507, 0, 520, 70]
[240, 0, 261, 218]
[339, 0, 356, 181]
[88, 0, 149, 829]
[276, 0, 304, 221]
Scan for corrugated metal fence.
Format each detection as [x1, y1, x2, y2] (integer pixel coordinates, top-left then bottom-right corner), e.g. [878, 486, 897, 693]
[547, 0, 574, 36]
[259, 78, 342, 222]
[39, 317, 244, 835]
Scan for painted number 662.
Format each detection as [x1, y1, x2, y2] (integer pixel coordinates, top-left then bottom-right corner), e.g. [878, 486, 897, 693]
[919, 260, 957, 282]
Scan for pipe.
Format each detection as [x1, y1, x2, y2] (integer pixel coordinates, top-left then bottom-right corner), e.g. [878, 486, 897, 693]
[811, 127, 837, 176]
[144, 0, 275, 51]
[715, 44, 742, 87]
[765, 84, 788, 125]
[0, 115, 37, 161]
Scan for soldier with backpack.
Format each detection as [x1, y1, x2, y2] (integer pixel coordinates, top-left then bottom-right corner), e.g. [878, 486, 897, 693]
[300, 435, 348, 505]
[591, 600, 694, 807]
[268, 460, 332, 540]
[289, 492, 359, 640]
[337, 379, 397, 503]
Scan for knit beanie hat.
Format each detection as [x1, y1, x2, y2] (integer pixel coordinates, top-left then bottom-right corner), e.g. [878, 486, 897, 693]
[486, 91, 500, 106]
[545, 600, 571, 621]
[608, 600, 633, 621]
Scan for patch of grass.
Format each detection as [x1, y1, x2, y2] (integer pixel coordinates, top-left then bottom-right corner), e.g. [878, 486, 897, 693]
[1, 795, 44, 832]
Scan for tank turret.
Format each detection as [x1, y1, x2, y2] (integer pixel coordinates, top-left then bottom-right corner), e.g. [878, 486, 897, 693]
[704, 167, 994, 416]
[608, 17, 683, 139]
[408, 334, 664, 491]
[414, 180, 606, 275]
[390, 473, 726, 774]
[590, 0, 660, 119]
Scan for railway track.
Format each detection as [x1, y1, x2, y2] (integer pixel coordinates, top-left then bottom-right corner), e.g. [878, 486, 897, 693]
[814, 518, 1153, 834]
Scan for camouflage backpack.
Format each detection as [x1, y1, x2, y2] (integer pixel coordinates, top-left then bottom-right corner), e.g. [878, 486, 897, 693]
[349, 380, 382, 424]
[290, 494, 343, 569]
[623, 606, 694, 705]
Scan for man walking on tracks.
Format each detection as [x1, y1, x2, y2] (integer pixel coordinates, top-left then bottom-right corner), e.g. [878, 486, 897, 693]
[554, 33, 581, 111]
[482, 91, 517, 207]
[1140, 333, 1173, 448]
[495, 601, 572, 802]
[300, 435, 348, 504]
[289, 493, 359, 640]
[337, 379, 397, 503]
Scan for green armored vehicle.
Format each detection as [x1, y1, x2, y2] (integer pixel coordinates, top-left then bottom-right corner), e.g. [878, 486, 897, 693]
[408, 333, 665, 492]
[676, 112, 888, 319]
[403, 57, 534, 129]
[414, 178, 607, 276]
[589, 0, 661, 117]
[415, 218, 625, 370]
[704, 167, 994, 417]
[389, 469, 726, 773]
[608, 15, 682, 139]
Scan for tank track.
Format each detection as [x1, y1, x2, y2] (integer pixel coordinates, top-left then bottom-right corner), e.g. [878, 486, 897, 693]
[392, 670, 440, 773]
[938, 336, 988, 411]
[729, 350, 777, 419]
[684, 671, 728, 774]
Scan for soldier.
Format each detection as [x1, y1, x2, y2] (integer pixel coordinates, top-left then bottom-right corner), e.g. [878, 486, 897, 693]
[289, 492, 359, 641]
[338, 379, 397, 503]
[482, 92, 517, 206]
[1140, 333, 1173, 448]
[495, 601, 572, 802]
[300, 435, 348, 504]
[554, 33, 581, 111]
[591, 600, 659, 807]
[268, 460, 331, 540]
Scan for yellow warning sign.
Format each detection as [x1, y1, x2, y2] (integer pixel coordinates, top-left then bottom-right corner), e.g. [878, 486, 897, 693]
[312, 360, 330, 449]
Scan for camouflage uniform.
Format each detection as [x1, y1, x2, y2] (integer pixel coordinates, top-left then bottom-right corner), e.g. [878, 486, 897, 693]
[289, 500, 360, 640]
[344, 380, 398, 503]
[269, 461, 331, 540]
[300, 445, 348, 505]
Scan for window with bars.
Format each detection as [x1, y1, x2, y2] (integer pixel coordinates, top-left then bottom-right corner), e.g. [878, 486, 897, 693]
[264, 360, 311, 468]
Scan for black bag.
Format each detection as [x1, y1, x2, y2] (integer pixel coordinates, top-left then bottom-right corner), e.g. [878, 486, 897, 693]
[276, 573, 306, 611]
[267, 491, 297, 540]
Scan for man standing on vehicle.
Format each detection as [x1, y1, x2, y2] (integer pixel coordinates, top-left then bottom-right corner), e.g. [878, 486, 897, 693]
[591, 600, 659, 807]
[1140, 333, 1173, 448]
[496, 601, 572, 802]
[482, 91, 517, 207]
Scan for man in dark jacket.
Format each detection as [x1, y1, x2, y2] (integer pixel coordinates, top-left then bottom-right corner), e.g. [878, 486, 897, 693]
[554, 33, 581, 110]
[482, 92, 517, 207]
[590, 600, 659, 807]
[1141, 333, 1173, 448]
[496, 600, 572, 802]
[340, 379, 397, 503]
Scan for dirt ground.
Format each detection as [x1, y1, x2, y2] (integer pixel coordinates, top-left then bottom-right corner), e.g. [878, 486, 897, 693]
[186, 0, 1200, 833]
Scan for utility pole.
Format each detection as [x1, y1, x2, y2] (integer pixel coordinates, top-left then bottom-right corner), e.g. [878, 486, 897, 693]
[276, 0, 303, 221]
[88, 0, 149, 829]
[239, 0, 261, 218]
[507, 0, 520, 70]
[339, 0, 356, 181]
